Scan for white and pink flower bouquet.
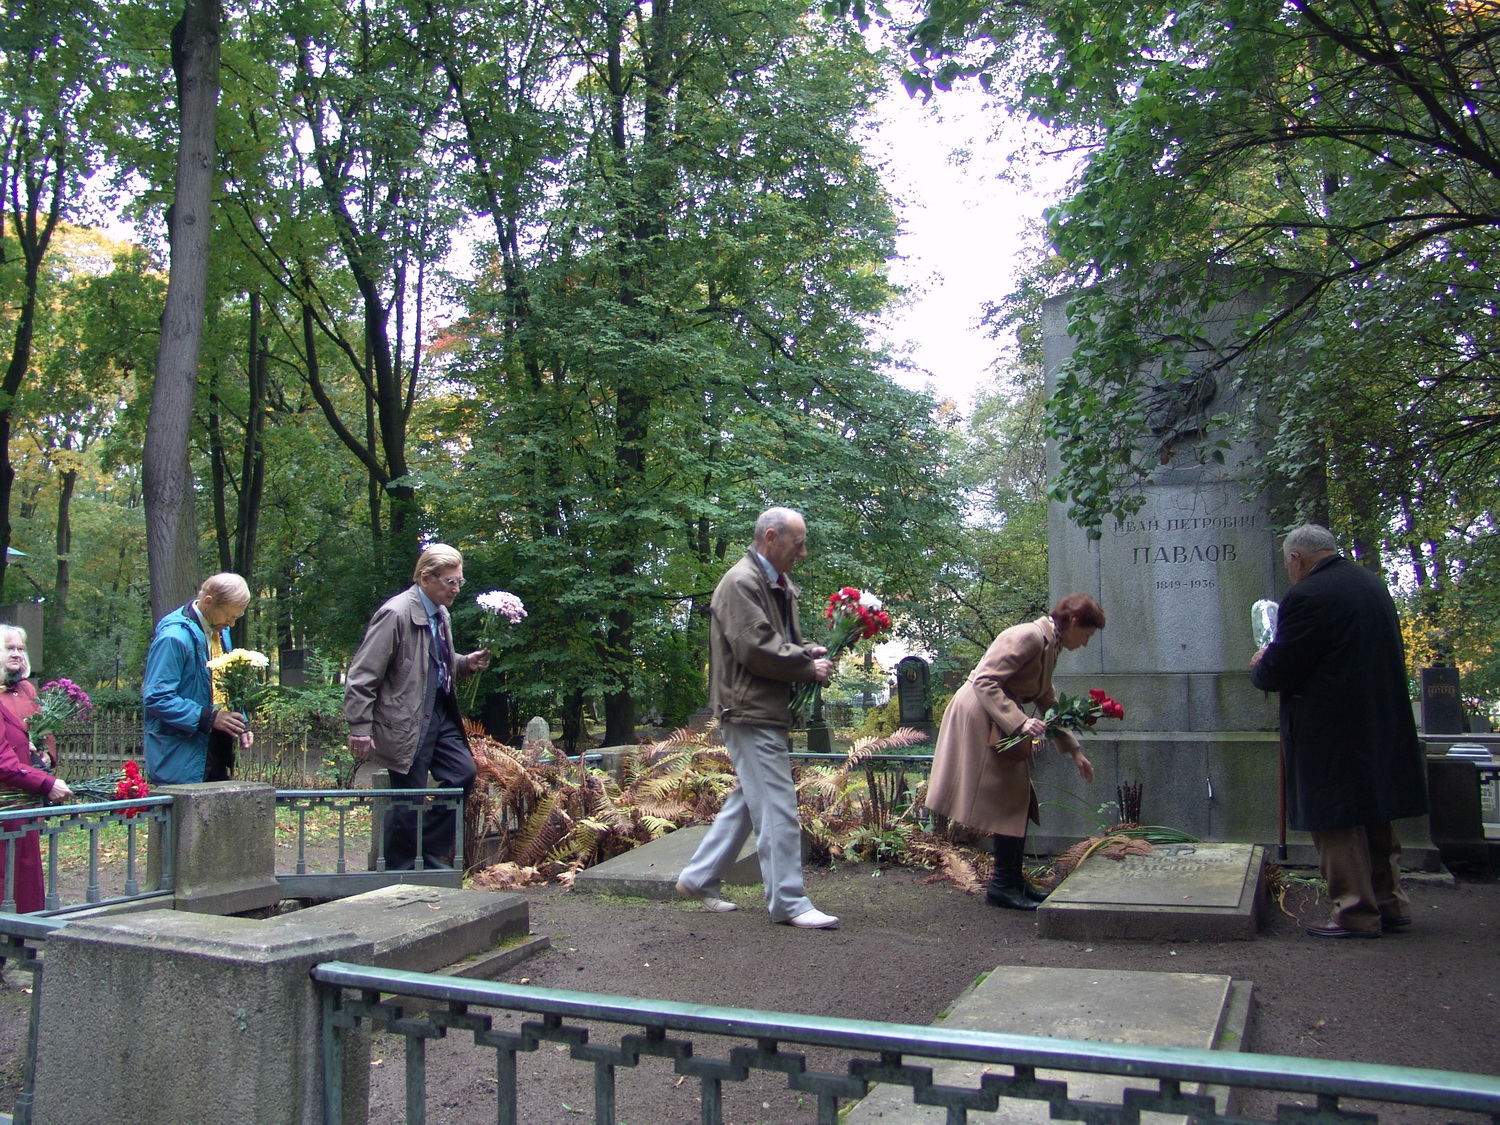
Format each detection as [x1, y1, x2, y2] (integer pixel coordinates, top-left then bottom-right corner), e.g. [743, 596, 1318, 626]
[467, 590, 527, 706]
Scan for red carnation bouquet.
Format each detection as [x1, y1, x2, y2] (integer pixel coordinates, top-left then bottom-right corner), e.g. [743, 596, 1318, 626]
[71, 759, 152, 816]
[994, 688, 1125, 757]
[790, 586, 893, 719]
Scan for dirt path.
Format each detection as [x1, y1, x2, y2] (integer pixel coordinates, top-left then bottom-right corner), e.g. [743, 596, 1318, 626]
[363, 863, 1499, 1124]
[1, 859, 1493, 1122]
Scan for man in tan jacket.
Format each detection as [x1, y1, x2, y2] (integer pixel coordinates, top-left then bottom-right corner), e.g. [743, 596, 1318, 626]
[345, 545, 489, 870]
[675, 507, 838, 928]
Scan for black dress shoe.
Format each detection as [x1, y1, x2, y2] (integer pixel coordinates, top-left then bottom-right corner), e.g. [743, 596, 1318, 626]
[1381, 916, 1412, 932]
[1022, 883, 1050, 903]
[1305, 921, 1381, 939]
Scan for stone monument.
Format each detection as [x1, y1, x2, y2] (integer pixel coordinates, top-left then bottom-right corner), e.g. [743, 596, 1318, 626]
[1039, 281, 1436, 867]
[523, 715, 551, 750]
[1420, 665, 1464, 734]
[895, 655, 934, 737]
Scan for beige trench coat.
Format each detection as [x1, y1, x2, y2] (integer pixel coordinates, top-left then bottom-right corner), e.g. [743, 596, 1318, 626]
[924, 615, 1061, 836]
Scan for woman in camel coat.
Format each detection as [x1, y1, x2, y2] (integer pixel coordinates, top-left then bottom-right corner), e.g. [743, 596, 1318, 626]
[925, 593, 1105, 910]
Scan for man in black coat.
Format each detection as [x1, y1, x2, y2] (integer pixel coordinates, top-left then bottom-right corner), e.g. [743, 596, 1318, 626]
[1251, 524, 1429, 938]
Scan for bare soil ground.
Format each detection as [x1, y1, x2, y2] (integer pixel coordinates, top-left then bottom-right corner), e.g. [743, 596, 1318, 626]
[2, 859, 1495, 1124]
[365, 863, 1499, 1125]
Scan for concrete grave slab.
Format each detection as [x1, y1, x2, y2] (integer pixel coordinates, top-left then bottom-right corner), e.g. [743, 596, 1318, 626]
[281, 884, 534, 973]
[573, 823, 762, 900]
[1038, 842, 1266, 941]
[845, 966, 1252, 1124]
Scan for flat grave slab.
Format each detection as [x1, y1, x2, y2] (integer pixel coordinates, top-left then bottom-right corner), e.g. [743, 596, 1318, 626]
[283, 885, 535, 973]
[1037, 842, 1266, 941]
[572, 824, 761, 900]
[844, 966, 1252, 1123]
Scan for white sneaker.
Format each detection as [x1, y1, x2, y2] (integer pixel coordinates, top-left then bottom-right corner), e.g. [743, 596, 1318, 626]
[784, 908, 839, 929]
[675, 879, 738, 912]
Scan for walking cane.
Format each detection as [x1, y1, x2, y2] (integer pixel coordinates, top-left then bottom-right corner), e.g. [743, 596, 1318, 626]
[1277, 733, 1288, 863]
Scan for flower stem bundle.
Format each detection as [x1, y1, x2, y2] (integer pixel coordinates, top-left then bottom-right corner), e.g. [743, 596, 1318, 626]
[994, 688, 1125, 756]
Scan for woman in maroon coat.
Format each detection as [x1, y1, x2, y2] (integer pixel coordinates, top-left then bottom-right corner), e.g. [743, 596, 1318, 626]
[0, 626, 73, 912]
[925, 594, 1105, 910]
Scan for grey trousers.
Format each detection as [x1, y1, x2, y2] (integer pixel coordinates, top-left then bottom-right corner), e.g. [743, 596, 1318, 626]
[677, 721, 814, 922]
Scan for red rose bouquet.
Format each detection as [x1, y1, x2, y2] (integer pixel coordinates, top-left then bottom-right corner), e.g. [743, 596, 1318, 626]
[790, 586, 893, 719]
[994, 688, 1125, 757]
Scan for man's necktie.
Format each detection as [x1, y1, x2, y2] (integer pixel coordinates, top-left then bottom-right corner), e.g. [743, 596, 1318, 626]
[434, 609, 452, 693]
[208, 625, 227, 705]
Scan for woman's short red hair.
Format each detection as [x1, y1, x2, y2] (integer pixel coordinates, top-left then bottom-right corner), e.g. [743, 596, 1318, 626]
[1050, 593, 1106, 630]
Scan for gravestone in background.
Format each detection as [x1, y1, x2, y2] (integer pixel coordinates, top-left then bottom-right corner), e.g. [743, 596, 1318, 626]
[1039, 276, 1436, 867]
[895, 656, 934, 737]
[1420, 665, 1464, 734]
[523, 715, 550, 750]
[278, 647, 307, 688]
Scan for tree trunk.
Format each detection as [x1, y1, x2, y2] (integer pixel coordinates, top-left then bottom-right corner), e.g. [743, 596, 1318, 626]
[207, 369, 233, 571]
[233, 293, 267, 587]
[144, 0, 222, 621]
[49, 463, 77, 640]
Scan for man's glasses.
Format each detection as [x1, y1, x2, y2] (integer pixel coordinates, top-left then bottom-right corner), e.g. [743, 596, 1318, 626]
[442, 577, 466, 590]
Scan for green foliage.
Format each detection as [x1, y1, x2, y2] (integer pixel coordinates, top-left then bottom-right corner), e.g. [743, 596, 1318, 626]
[79, 686, 142, 715]
[891, 0, 1500, 684]
[856, 699, 900, 738]
[254, 651, 347, 736]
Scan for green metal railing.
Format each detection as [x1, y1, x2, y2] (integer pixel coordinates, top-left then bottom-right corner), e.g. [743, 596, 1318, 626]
[313, 962, 1500, 1125]
[0, 796, 174, 915]
[274, 788, 466, 897]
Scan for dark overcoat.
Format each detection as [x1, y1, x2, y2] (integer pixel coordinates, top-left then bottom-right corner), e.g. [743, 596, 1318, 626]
[1251, 554, 1428, 831]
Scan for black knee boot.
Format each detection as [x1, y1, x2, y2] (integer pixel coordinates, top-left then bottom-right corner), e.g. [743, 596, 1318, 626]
[986, 834, 1039, 911]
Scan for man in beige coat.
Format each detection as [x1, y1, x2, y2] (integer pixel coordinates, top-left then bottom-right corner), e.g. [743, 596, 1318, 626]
[925, 594, 1104, 910]
[675, 507, 838, 928]
[345, 545, 490, 870]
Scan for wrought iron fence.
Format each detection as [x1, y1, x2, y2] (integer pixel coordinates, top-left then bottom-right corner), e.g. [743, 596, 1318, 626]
[274, 788, 466, 897]
[313, 962, 1500, 1125]
[0, 796, 174, 915]
[0, 913, 65, 1125]
[53, 717, 348, 783]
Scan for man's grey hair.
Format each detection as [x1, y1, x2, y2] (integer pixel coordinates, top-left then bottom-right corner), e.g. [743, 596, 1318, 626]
[753, 506, 801, 542]
[198, 572, 250, 606]
[414, 543, 463, 582]
[1283, 524, 1339, 557]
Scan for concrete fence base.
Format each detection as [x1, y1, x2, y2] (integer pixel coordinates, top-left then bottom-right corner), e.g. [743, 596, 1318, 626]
[31, 910, 372, 1125]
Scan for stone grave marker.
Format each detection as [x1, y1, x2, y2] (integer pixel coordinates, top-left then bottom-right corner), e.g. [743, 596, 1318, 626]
[1420, 665, 1464, 734]
[1037, 841, 1266, 941]
[896, 655, 934, 736]
[524, 715, 550, 750]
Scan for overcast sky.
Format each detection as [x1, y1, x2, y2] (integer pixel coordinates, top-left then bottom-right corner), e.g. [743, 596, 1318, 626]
[868, 82, 1069, 412]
